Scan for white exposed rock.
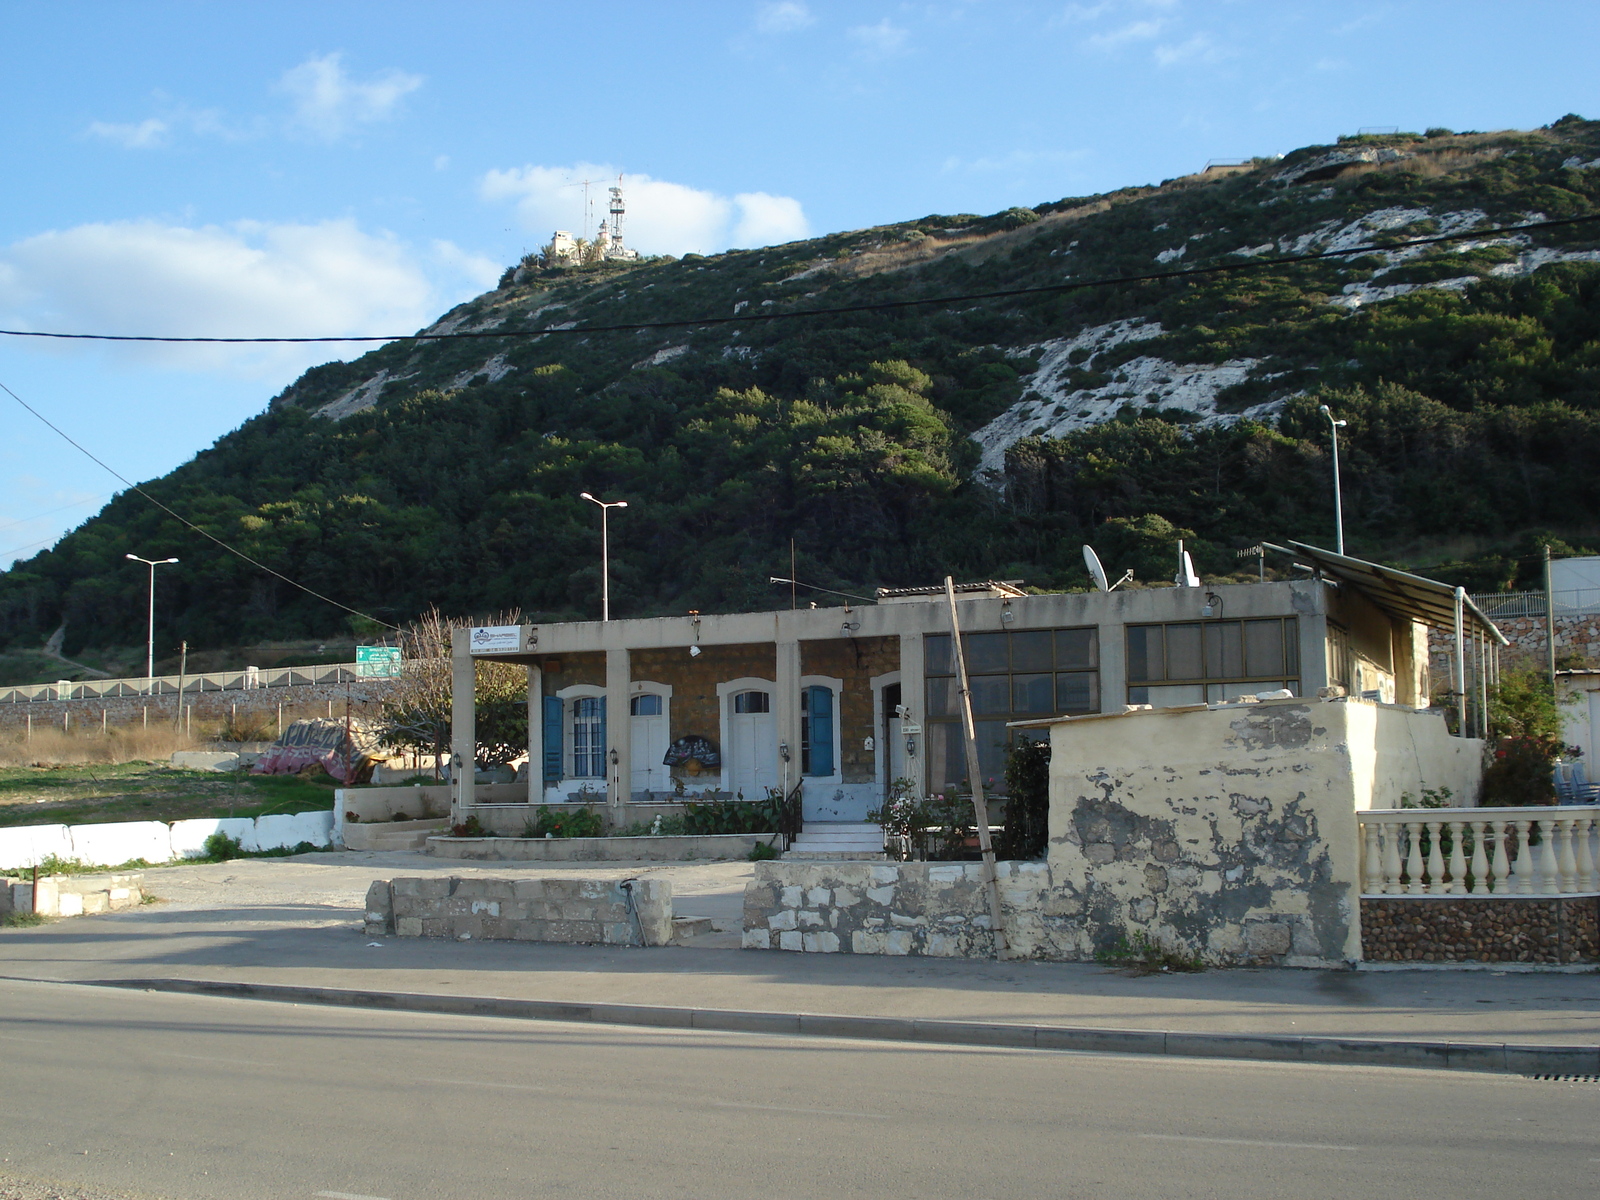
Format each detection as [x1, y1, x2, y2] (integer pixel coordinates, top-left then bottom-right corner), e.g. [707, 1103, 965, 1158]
[1272, 146, 1413, 186]
[1154, 245, 1186, 263]
[633, 344, 689, 369]
[316, 369, 416, 421]
[447, 352, 515, 390]
[1562, 156, 1600, 170]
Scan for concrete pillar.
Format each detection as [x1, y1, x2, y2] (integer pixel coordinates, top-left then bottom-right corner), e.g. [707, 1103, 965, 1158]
[775, 638, 801, 802]
[897, 633, 927, 797]
[450, 627, 476, 817]
[1097, 623, 1124, 713]
[606, 648, 630, 807]
[526, 664, 543, 804]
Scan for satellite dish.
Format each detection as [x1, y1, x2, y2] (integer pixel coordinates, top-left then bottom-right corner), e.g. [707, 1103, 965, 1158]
[1083, 545, 1111, 593]
[1175, 540, 1200, 588]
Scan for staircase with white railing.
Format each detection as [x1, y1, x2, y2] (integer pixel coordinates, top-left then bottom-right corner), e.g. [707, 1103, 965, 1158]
[1358, 806, 1600, 897]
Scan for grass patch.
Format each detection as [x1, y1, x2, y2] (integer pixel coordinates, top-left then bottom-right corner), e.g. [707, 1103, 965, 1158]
[0, 760, 338, 829]
[1, 910, 49, 927]
[1095, 930, 1205, 974]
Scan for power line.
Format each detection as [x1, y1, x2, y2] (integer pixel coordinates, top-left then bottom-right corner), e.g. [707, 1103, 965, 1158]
[0, 213, 1596, 347]
[0, 378, 399, 630]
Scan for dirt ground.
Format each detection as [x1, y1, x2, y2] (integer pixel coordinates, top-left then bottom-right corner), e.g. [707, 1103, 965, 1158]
[0, 761, 338, 830]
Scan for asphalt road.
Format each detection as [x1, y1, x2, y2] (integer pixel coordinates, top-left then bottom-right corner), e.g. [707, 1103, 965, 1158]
[0, 978, 1594, 1200]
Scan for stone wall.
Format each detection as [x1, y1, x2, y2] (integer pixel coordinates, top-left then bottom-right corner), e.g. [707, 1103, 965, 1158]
[1360, 897, 1599, 964]
[3, 872, 145, 918]
[741, 860, 1068, 957]
[365, 874, 673, 945]
[430, 831, 778, 862]
[1428, 613, 1600, 679]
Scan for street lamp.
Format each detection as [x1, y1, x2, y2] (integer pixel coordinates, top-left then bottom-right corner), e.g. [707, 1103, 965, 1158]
[125, 553, 179, 680]
[1318, 404, 1347, 556]
[578, 493, 628, 621]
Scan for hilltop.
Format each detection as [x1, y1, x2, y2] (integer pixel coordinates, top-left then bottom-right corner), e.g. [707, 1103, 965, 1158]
[4, 116, 1600, 660]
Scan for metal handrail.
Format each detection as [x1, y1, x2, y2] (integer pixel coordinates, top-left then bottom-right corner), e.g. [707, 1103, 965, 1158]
[0, 661, 374, 704]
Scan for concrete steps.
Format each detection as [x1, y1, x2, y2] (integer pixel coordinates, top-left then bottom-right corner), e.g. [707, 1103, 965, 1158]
[783, 822, 885, 861]
[349, 818, 449, 852]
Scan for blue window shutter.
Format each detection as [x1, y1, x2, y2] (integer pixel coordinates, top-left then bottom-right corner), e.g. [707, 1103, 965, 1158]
[542, 695, 562, 783]
[808, 686, 834, 776]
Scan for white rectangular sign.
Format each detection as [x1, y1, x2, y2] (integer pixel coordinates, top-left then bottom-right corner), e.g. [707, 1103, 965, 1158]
[469, 625, 521, 654]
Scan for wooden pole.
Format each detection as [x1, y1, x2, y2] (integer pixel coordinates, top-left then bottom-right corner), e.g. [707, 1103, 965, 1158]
[943, 576, 1008, 958]
[1544, 545, 1558, 695]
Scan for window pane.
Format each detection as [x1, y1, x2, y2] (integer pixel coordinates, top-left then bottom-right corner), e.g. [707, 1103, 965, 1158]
[1204, 622, 1243, 679]
[1244, 620, 1285, 678]
[926, 677, 958, 718]
[1166, 624, 1203, 681]
[924, 634, 953, 676]
[1145, 683, 1205, 708]
[630, 694, 661, 716]
[1127, 626, 1163, 681]
[1128, 685, 1150, 704]
[926, 722, 965, 794]
[1010, 631, 1053, 671]
[1055, 627, 1096, 669]
[963, 632, 1009, 674]
[733, 690, 770, 714]
[970, 675, 1010, 715]
[1284, 617, 1300, 677]
[975, 721, 1009, 792]
[1056, 671, 1097, 712]
[1012, 673, 1053, 713]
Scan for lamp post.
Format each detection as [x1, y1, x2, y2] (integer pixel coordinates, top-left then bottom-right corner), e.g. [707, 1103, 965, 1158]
[125, 553, 179, 681]
[1318, 404, 1348, 555]
[579, 493, 628, 621]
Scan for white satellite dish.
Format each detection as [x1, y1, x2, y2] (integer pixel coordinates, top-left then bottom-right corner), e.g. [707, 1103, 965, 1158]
[1175, 540, 1200, 588]
[1083, 544, 1111, 593]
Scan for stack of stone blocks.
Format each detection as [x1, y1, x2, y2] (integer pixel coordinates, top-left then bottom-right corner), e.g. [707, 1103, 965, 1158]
[1, 873, 144, 918]
[365, 875, 673, 946]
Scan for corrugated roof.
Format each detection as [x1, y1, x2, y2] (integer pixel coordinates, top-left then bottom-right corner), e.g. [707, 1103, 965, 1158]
[874, 580, 1027, 599]
[1270, 541, 1508, 645]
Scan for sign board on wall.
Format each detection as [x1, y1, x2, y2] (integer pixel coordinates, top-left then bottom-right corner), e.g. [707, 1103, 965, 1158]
[355, 646, 403, 677]
[470, 626, 522, 654]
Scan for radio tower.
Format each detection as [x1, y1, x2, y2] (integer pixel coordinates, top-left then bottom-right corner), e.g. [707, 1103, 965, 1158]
[607, 177, 627, 256]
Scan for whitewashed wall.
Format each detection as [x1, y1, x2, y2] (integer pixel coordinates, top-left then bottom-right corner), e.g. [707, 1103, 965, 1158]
[0, 810, 334, 869]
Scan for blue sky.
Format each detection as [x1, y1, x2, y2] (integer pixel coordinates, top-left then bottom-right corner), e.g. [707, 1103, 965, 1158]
[0, 0, 1596, 572]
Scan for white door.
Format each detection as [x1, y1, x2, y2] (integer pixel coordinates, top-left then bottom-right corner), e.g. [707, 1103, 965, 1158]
[630, 693, 668, 795]
[727, 689, 777, 798]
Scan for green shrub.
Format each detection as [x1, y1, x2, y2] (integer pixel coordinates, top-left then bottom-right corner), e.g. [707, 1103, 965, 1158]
[1480, 737, 1557, 806]
[527, 805, 604, 838]
[203, 831, 243, 861]
[682, 796, 780, 835]
[748, 840, 779, 861]
[996, 739, 1050, 860]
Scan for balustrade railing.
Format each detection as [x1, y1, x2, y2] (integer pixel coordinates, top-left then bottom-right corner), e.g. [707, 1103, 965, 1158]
[1358, 806, 1600, 897]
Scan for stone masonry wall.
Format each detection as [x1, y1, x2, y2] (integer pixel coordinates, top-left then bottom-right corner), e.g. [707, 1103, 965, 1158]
[1360, 897, 1599, 964]
[1428, 613, 1600, 680]
[364, 875, 673, 946]
[741, 860, 1075, 958]
[0, 683, 384, 731]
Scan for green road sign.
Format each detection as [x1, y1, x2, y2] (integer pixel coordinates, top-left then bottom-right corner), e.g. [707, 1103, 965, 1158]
[356, 645, 403, 677]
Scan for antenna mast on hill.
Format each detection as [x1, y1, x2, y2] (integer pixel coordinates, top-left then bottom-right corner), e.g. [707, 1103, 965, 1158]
[608, 175, 627, 254]
[565, 177, 601, 240]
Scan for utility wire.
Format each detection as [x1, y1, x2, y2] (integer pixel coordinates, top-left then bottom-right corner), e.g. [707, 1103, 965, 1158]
[0, 212, 1596, 346]
[0, 378, 399, 630]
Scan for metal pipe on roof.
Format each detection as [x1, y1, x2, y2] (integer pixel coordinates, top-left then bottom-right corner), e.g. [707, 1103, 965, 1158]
[1545, 545, 1558, 694]
[1454, 586, 1466, 736]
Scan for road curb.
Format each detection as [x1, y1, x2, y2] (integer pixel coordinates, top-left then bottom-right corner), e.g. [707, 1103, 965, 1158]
[55, 976, 1600, 1076]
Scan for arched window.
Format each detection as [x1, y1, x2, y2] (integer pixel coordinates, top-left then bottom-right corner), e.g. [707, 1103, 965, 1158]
[630, 693, 662, 716]
[733, 690, 770, 714]
[572, 696, 605, 778]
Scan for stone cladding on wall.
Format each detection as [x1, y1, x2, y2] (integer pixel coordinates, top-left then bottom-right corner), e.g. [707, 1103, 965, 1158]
[1428, 614, 1600, 681]
[1360, 897, 1599, 964]
[365, 874, 673, 945]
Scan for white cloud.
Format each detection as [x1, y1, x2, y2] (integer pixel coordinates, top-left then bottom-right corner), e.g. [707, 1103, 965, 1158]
[731, 193, 809, 248]
[430, 239, 503, 290]
[86, 118, 170, 149]
[276, 53, 423, 140]
[0, 218, 451, 376]
[941, 148, 1090, 175]
[755, 1, 814, 34]
[848, 18, 910, 57]
[1153, 32, 1222, 66]
[1087, 18, 1164, 49]
[480, 162, 810, 256]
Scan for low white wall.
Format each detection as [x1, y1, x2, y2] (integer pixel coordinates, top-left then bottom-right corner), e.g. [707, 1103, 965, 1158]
[0, 810, 334, 869]
[1367, 702, 1484, 808]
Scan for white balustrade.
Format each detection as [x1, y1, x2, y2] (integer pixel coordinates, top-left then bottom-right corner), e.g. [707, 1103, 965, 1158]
[1357, 806, 1600, 897]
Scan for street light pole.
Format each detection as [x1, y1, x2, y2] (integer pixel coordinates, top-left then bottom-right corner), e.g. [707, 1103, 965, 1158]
[579, 493, 628, 621]
[1318, 404, 1348, 555]
[125, 553, 179, 681]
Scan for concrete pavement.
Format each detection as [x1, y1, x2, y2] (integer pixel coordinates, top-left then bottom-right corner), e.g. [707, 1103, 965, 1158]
[1, 850, 1597, 1065]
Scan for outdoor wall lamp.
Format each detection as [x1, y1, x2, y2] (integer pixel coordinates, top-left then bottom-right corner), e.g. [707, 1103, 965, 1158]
[1202, 592, 1222, 618]
[840, 620, 859, 637]
[1001, 598, 1015, 624]
[609, 748, 620, 769]
[779, 741, 791, 763]
[688, 610, 702, 655]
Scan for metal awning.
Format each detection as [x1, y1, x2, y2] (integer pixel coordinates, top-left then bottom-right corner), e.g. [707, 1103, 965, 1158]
[1267, 541, 1509, 646]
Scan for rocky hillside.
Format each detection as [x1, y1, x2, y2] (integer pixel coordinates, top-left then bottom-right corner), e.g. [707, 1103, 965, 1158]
[5, 116, 1600, 656]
